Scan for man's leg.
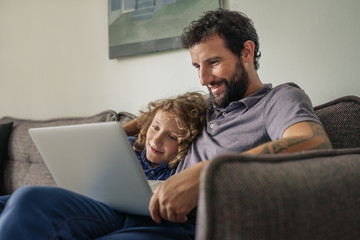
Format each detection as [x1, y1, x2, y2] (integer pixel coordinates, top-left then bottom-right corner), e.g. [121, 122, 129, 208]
[0, 186, 125, 240]
[96, 215, 196, 240]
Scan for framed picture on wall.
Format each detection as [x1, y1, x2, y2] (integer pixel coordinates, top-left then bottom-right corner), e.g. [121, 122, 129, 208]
[108, 0, 223, 59]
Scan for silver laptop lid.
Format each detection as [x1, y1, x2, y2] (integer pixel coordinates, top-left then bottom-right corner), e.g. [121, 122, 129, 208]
[29, 121, 153, 216]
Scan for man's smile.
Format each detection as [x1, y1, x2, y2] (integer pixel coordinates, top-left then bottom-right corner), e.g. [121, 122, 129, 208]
[208, 80, 226, 95]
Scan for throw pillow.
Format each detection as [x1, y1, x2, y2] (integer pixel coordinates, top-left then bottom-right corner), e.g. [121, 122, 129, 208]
[0, 122, 13, 195]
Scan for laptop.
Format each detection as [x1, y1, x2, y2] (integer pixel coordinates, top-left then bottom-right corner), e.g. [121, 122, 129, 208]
[29, 121, 163, 216]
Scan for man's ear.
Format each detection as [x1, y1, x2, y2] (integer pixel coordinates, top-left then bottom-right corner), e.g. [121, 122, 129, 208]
[241, 40, 255, 64]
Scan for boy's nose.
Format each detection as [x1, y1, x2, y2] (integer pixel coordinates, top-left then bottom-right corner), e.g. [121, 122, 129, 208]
[153, 133, 163, 146]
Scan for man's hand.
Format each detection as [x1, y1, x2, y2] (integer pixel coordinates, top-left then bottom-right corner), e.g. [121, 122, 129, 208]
[149, 161, 208, 223]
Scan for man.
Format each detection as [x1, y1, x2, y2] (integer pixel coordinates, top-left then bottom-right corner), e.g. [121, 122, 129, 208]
[0, 9, 331, 240]
[144, 8, 332, 225]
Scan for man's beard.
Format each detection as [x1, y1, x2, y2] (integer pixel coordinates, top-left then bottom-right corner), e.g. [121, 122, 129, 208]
[208, 61, 249, 108]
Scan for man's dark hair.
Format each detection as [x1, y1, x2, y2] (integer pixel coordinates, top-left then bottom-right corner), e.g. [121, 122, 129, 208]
[181, 8, 261, 70]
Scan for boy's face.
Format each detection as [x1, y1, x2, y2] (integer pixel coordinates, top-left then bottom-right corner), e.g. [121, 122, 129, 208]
[145, 110, 180, 168]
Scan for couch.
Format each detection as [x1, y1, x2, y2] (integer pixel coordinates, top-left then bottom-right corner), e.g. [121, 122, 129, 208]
[196, 95, 360, 240]
[0, 95, 359, 239]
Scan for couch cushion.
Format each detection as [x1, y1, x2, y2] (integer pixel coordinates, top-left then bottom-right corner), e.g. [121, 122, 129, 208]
[0, 110, 119, 194]
[314, 95, 360, 148]
[0, 122, 13, 195]
[0, 122, 13, 162]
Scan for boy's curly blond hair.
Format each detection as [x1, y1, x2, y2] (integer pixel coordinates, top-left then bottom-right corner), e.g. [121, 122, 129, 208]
[133, 92, 207, 169]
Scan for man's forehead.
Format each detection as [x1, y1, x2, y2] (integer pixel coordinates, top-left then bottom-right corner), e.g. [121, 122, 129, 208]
[189, 36, 231, 62]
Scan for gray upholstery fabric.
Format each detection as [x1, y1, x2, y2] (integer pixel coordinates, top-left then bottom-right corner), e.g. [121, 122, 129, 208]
[0, 110, 136, 194]
[197, 148, 360, 240]
[118, 111, 137, 125]
[314, 95, 360, 148]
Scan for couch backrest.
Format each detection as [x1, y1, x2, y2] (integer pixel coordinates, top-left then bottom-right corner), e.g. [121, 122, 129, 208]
[314, 95, 360, 149]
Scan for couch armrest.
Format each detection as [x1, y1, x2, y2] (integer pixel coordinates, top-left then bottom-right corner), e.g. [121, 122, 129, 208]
[196, 148, 360, 240]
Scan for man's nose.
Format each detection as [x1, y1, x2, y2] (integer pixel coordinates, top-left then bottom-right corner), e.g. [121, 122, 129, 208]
[199, 67, 210, 86]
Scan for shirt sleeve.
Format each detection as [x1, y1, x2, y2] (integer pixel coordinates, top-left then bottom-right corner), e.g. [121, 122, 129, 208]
[127, 136, 137, 146]
[264, 83, 321, 140]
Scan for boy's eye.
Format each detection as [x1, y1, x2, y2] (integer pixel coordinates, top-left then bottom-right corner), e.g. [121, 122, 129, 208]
[152, 125, 159, 130]
[169, 135, 178, 141]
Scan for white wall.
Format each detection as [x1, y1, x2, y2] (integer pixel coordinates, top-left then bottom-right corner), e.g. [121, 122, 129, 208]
[1, 0, 359, 119]
[232, 0, 360, 105]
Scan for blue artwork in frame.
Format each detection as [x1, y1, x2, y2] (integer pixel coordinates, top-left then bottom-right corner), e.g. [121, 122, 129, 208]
[108, 0, 223, 59]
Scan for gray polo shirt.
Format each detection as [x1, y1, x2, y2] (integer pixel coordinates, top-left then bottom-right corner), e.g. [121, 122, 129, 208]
[175, 82, 320, 173]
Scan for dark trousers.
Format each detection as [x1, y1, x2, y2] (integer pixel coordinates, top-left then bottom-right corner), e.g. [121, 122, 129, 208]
[0, 186, 195, 239]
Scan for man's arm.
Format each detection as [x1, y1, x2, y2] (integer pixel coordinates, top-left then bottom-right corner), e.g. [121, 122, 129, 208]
[149, 121, 332, 224]
[246, 121, 332, 154]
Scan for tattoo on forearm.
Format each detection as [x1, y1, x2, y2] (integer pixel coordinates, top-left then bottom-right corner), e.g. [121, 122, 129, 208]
[272, 138, 308, 153]
[259, 122, 332, 154]
[309, 121, 326, 137]
[260, 138, 308, 154]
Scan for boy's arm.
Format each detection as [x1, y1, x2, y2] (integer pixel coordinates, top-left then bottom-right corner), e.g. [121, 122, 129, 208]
[122, 118, 140, 136]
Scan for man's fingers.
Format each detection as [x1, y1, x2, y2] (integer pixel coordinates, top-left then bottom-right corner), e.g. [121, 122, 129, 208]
[149, 193, 161, 223]
[176, 215, 188, 223]
[168, 212, 188, 223]
[164, 205, 189, 223]
[165, 208, 176, 222]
